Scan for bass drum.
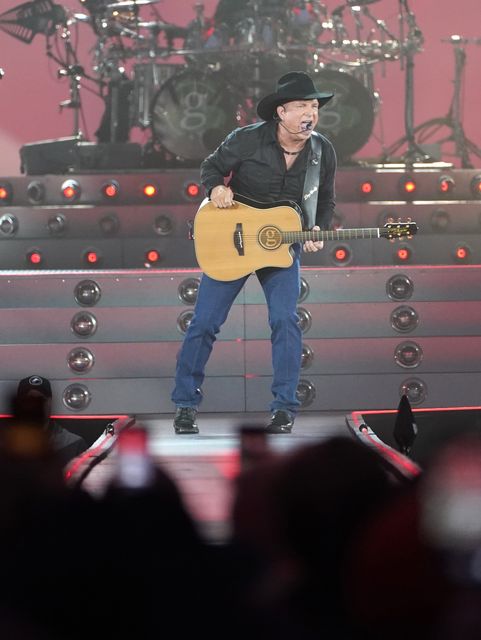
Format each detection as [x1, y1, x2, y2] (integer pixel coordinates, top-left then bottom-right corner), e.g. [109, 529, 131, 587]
[313, 68, 375, 160]
[151, 70, 239, 162]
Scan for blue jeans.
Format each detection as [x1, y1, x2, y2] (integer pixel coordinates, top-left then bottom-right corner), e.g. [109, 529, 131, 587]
[171, 245, 302, 415]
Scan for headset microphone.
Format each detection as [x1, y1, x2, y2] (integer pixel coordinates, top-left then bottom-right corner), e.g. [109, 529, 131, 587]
[280, 121, 313, 134]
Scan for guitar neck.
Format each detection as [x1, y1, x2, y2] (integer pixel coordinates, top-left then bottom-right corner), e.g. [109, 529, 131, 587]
[283, 228, 381, 243]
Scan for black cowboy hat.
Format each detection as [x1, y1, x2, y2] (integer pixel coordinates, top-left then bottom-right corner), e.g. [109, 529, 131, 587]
[257, 71, 334, 121]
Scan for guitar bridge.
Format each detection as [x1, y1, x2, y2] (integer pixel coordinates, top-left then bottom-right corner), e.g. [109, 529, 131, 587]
[234, 223, 244, 256]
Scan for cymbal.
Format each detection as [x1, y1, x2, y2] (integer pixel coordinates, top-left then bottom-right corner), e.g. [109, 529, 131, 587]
[70, 13, 91, 23]
[347, 0, 379, 4]
[136, 21, 187, 36]
[106, 0, 160, 8]
[136, 20, 161, 28]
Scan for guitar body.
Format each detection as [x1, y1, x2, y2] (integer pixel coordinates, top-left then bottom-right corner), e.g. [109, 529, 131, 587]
[194, 197, 303, 281]
[193, 194, 417, 282]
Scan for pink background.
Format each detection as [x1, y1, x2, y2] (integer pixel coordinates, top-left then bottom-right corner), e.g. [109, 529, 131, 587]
[1, 0, 480, 174]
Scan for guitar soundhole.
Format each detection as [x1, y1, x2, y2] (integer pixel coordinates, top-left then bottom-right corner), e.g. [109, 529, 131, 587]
[258, 226, 282, 251]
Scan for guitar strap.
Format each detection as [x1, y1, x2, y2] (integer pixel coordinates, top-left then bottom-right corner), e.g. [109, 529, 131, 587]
[301, 132, 323, 230]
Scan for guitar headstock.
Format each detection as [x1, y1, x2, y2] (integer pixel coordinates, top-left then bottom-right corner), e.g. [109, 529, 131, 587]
[381, 220, 418, 240]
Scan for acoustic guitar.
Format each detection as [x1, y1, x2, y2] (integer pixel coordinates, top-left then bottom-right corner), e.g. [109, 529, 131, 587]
[193, 194, 418, 281]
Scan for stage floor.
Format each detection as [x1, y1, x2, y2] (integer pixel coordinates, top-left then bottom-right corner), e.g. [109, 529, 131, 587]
[78, 411, 350, 543]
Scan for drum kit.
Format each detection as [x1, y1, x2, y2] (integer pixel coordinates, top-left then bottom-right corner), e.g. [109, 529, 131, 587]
[0, 0, 423, 164]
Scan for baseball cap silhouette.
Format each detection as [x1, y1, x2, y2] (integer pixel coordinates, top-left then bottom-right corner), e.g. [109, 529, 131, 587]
[16, 375, 52, 401]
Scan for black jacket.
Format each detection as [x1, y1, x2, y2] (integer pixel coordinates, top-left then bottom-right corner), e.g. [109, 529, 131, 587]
[200, 120, 337, 230]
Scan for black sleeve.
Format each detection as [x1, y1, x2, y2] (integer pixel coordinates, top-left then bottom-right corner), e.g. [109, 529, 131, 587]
[315, 138, 337, 230]
[199, 128, 243, 197]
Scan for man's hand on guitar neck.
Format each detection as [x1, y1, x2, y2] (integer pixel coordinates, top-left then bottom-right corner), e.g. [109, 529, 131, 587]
[211, 185, 235, 209]
[303, 225, 324, 253]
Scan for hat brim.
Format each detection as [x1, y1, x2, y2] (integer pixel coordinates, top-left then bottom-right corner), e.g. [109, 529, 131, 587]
[257, 91, 334, 121]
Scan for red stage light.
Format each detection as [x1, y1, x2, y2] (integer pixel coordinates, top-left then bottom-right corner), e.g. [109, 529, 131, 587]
[185, 182, 201, 198]
[145, 249, 160, 264]
[27, 250, 42, 266]
[402, 179, 417, 195]
[360, 180, 373, 195]
[61, 179, 80, 201]
[454, 244, 471, 262]
[0, 182, 12, 203]
[84, 250, 100, 265]
[142, 183, 158, 198]
[438, 175, 455, 194]
[101, 181, 119, 199]
[332, 245, 351, 264]
[396, 246, 411, 262]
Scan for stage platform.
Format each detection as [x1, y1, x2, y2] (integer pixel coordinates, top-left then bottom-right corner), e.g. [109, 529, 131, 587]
[68, 410, 350, 543]
[64, 407, 426, 544]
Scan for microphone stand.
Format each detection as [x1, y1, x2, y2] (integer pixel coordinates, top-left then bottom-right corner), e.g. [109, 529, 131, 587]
[45, 19, 98, 140]
[381, 35, 481, 168]
[449, 42, 473, 168]
[398, 0, 430, 166]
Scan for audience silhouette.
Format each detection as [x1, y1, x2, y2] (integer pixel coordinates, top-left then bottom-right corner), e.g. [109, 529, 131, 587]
[0, 392, 480, 639]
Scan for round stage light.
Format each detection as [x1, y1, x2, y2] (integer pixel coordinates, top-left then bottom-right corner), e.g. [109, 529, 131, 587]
[394, 341, 423, 368]
[177, 310, 194, 334]
[438, 175, 455, 194]
[153, 215, 173, 236]
[27, 180, 45, 204]
[71, 312, 98, 337]
[395, 246, 412, 263]
[83, 249, 101, 266]
[99, 214, 120, 236]
[142, 183, 158, 198]
[298, 277, 310, 303]
[184, 182, 201, 199]
[400, 177, 417, 197]
[0, 214, 18, 236]
[26, 249, 43, 266]
[101, 180, 119, 199]
[431, 208, 450, 232]
[67, 347, 95, 373]
[0, 182, 12, 204]
[360, 180, 374, 196]
[297, 307, 312, 333]
[62, 384, 92, 411]
[178, 278, 201, 305]
[386, 274, 414, 300]
[454, 243, 471, 263]
[301, 343, 314, 369]
[145, 249, 161, 266]
[400, 378, 427, 405]
[391, 305, 419, 333]
[331, 244, 351, 265]
[296, 379, 316, 407]
[61, 179, 81, 201]
[74, 280, 101, 307]
[47, 214, 67, 236]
